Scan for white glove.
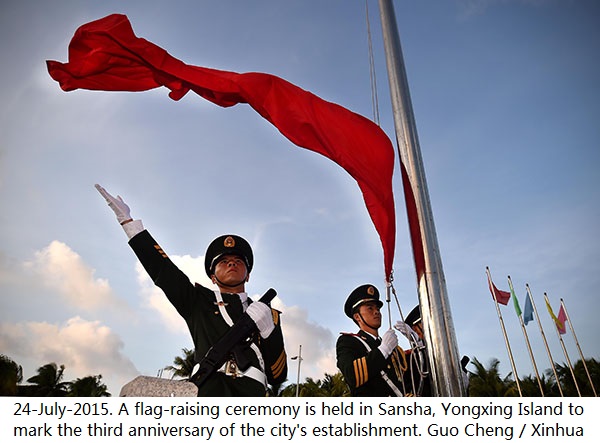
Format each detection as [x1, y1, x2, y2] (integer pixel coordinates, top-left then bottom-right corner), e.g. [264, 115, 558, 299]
[394, 320, 421, 344]
[378, 329, 398, 359]
[95, 184, 132, 224]
[95, 184, 144, 239]
[246, 301, 275, 339]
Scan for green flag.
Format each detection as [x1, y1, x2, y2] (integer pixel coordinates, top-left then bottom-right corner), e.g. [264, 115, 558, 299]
[510, 286, 522, 317]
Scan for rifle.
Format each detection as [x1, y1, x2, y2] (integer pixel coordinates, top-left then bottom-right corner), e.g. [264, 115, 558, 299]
[190, 288, 277, 391]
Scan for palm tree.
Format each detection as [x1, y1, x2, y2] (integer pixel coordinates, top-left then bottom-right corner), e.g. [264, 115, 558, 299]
[297, 377, 326, 396]
[279, 372, 350, 397]
[467, 357, 517, 396]
[554, 358, 599, 396]
[279, 383, 299, 397]
[165, 348, 196, 379]
[319, 372, 350, 397]
[26, 363, 69, 396]
[66, 375, 111, 397]
[519, 374, 557, 397]
[279, 377, 322, 397]
[0, 354, 23, 396]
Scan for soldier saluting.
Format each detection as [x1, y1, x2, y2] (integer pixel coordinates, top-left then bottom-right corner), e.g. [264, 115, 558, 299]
[96, 184, 287, 396]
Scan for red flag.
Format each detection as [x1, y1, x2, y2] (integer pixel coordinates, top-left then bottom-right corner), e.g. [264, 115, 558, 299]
[47, 14, 396, 279]
[487, 273, 511, 305]
[545, 298, 567, 334]
[400, 164, 426, 282]
[557, 305, 567, 335]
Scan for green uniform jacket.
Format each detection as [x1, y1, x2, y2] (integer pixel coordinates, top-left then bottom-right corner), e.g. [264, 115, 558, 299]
[129, 230, 287, 396]
[336, 330, 405, 396]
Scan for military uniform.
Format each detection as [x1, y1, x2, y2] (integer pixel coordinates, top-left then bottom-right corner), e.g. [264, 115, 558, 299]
[336, 285, 407, 396]
[400, 305, 469, 396]
[129, 230, 287, 396]
[402, 305, 432, 396]
[336, 330, 406, 397]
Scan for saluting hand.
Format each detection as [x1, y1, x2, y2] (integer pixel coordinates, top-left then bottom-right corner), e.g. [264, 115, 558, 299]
[95, 184, 133, 225]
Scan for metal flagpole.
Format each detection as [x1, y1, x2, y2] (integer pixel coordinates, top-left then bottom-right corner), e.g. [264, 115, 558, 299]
[508, 276, 544, 396]
[526, 284, 563, 396]
[544, 293, 581, 396]
[486, 268, 522, 396]
[291, 345, 303, 397]
[378, 0, 465, 397]
[560, 299, 597, 396]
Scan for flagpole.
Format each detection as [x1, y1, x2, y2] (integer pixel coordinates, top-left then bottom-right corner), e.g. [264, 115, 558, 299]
[291, 345, 303, 397]
[526, 284, 563, 396]
[508, 276, 544, 396]
[544, 293, 581, 396]
[560, 298, 597, 396]
[486, 268, 522, 396]
[378, 0, 465, 397]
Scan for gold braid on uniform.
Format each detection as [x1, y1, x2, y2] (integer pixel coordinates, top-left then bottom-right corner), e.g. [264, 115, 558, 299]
[390, 345, 408, 380]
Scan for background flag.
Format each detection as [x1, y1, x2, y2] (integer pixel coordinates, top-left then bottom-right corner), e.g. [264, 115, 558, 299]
[487, 273, 510, 305]
[46, 14, 397, 279]
[557, 305, 567, 335]
[510, 285, 522, 317]
[546, 299, 566, 334]
[523, 293, 534, 325]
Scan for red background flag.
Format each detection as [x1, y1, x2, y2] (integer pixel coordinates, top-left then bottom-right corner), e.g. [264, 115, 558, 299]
[46, 14, 396, 279]
[557, 305, 567, 335]
[545, 297, 566, 334]
[487, 273, 511, 305]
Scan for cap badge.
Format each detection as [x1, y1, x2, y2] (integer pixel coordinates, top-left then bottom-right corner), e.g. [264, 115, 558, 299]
[367, 286, 375, 295]
[224, 236, 235, 248]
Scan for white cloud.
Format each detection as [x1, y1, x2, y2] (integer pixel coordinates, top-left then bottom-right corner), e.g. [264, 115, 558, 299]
[0, 317, 138, 395]
[272, 299, 338, 383]
[135, 254, 217, 334]
[457, 0, 551, 20]
[24, 240, 128, 313]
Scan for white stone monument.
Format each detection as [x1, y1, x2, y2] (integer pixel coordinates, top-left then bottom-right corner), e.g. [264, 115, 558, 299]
[119, 376, 197, 397]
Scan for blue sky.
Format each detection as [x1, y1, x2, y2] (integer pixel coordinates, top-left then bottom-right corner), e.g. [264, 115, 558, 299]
[1, 0, 598, 396]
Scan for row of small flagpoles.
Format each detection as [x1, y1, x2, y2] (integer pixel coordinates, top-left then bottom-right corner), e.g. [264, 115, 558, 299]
[486, 267, 597, 397]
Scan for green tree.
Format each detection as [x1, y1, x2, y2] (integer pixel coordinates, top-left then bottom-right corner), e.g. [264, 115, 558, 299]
[66, 375, 111, 397]
[319, 372, 350, 397]
[467, 357, 517, 396]
[554, 358, 599, 397]
[518, 373, 557, 397]
[0, 354, 23, 396]
[279, 383, 299, 397]
[296, 377, 325, 397]
[26, 363, 69, 396]
[280, 377, 323, 397]
[165, 348, 196, 379]
[280, 372, 350, 397]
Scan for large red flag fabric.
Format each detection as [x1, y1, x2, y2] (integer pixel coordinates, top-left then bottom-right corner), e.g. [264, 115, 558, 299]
[47, 14, 396, 279]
